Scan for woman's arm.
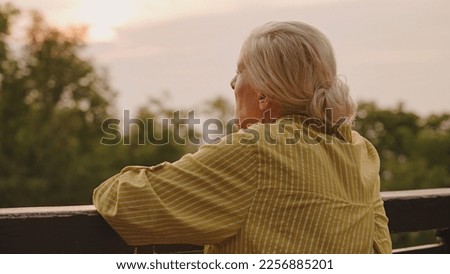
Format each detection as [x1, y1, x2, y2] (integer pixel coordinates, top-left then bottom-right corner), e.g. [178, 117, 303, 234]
[93, 134, 259, 246]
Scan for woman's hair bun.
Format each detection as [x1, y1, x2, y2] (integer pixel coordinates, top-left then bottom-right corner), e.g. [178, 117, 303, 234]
[309, 77, 357, 125]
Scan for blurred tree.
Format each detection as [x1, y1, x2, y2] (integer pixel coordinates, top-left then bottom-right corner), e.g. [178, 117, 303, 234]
[125, 95, 199, 167]
[0, 4, 197, 207]
[0, 4, 116, 206]
[354, 102, 450, 191]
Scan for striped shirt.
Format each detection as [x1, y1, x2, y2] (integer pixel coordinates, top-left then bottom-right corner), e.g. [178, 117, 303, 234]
[93, 115, 392, 253]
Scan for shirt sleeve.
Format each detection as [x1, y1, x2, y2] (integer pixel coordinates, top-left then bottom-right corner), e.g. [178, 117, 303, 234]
[373, 198, 393, 253]
[93, 133, 259, 246]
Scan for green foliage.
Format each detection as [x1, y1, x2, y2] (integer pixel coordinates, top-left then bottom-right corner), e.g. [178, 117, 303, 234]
[354, 102, 450, 191]
[0, 5, 110, 206]
[0, 4, 192, 207]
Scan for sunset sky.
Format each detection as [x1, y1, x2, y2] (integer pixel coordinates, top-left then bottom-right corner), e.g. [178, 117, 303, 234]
[10, 0, 450, 116]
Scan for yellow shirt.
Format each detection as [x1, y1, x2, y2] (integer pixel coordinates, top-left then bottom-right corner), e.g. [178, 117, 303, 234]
[93, 115, 392, 253]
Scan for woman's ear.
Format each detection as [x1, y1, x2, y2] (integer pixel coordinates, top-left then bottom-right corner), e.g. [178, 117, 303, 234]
[258, 94, 270, 111]
[258, 94, 283, 121]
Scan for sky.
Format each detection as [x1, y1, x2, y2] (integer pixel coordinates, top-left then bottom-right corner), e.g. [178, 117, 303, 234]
[8, 0, 450, 116]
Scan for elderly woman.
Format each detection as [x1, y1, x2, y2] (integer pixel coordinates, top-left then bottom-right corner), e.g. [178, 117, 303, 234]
[93, 21, 392, 253]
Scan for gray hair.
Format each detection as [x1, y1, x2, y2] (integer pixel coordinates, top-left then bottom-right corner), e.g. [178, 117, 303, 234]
[241, 21, 357, 125]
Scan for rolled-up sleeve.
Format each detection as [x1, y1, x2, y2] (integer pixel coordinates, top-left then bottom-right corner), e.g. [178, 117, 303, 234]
[93, 133, 258, 246]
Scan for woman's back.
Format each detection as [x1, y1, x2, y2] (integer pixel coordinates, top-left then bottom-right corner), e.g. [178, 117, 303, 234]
[205, 117, 391, 253]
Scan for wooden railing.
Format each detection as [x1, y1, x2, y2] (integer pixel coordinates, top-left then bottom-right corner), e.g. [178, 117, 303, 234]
[1, 188, 449, 254]
[381, 188, 450, 253]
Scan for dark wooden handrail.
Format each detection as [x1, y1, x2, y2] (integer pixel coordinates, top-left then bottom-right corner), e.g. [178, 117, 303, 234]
[1, 188, 449, 254]
[382, 188, 450, 233]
